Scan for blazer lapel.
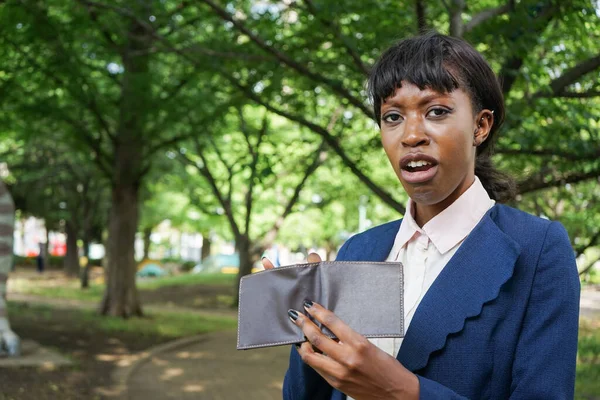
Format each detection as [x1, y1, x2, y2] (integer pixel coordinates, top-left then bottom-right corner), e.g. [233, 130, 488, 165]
[397, 207, 521, 372]
[341, 219, 402, 262]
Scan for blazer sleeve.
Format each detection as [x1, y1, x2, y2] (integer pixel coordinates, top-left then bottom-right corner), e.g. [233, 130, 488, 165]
[415, 221, 580, 400]
[282, 237, 355, 400]
[509, 221, 580, 398]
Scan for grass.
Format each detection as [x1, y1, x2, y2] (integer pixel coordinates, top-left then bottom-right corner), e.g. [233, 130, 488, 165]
[7, 301, 237, 338]
[576, 318, 600, 399]
[138, 272, 236, 289]
[9, 272, 237, 303]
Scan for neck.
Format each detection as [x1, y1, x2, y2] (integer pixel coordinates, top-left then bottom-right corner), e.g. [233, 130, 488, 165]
[412, 176, 476, 227]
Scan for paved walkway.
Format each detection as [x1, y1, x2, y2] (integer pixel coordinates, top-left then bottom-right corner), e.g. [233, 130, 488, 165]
[580, 287, 600, 319]
[125, 330, 290, 400]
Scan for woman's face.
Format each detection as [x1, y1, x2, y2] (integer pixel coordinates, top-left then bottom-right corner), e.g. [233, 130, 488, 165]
[380, 82, 492, 212]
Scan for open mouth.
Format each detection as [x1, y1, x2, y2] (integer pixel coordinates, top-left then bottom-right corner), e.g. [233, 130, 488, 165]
[403, 160, 435, 173]
[399, 154, 439, 184]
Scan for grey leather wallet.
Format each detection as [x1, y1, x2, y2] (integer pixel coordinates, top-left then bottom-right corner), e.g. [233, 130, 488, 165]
[237, 261, 404, 350]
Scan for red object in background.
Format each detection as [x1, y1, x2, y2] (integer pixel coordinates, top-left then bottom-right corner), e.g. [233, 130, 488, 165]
[51, 242, 66, 256]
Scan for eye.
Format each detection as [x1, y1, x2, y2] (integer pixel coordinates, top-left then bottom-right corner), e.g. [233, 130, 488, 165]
[426, 107, 451, 118]
[382, 112, 403, 123]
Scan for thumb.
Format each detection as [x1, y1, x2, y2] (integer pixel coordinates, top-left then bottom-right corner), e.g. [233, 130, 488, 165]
[307, 252, 322, 263]
[261, 257, 275, 270]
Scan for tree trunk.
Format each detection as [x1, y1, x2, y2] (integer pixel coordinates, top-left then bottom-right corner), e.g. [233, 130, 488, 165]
[64, 221, 79, 276]
[449, 0, 465, 37]
[99, 14, 151, 318]
[233, 234, 255, 306]
[99, 183, 143, 317]
[324, 240, 335, 261]
[80, 238, 90, 289]
[201, 233, 211, 261]
[142, 227, 152, 260]
[42, 228, 49, 270]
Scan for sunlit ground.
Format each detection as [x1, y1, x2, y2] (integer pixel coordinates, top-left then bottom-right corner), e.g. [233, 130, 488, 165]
[5, 271, 600, 399]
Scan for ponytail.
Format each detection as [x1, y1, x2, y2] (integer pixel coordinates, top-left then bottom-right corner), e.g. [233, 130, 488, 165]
[475, 153, 516, 203]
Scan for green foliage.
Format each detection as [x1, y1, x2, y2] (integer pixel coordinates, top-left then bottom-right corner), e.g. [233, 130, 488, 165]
[2, 0, 600, 292]
[575, 319, 600, 399]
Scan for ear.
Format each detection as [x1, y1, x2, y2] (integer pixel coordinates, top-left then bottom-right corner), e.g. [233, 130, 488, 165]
[473, 109, 494, 147]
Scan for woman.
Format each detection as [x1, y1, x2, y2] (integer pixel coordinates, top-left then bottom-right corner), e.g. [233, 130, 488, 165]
[263, 32, 580, 399]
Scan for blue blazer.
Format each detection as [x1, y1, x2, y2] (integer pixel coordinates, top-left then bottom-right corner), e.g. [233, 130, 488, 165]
[282, 204, 580, 399]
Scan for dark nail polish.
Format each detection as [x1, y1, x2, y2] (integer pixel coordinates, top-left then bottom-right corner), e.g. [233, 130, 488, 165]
[288, 309, 299, 321]
[303, 300, 314, 309]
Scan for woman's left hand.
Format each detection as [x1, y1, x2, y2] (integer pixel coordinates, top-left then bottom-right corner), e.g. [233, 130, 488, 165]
[289, 301, 419, 400]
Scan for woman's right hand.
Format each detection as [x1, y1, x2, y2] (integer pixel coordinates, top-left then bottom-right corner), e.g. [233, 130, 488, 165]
[261, 252, 322, 270]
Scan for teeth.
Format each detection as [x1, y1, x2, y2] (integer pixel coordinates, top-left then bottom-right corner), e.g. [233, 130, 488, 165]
[407, 160, 431, 168]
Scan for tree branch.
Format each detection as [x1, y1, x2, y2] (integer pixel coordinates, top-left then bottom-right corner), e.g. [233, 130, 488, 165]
[495, 147, 600, 161]
[76, 0, 137, 19]
[180, 140, 241, 238]
[145, 130, 199, 157]
[6, 37, 115, 143]
[464, 1, 514, 33]
[448, 0, 465, 37]
[302, 0, 370, 75]
[518, 168, 600, 194]
[575, 229, 600, 257]
[133, 44, 272, 62]
[259, 140, 328, 249]
[197, 0, 373, 118]
[120, 9, 402, 214]
[415, 0, 428, 33]
[498, 3, 557, 96]
[222, 74, 405, 214]
[82, 3, 122, 51]
[241, 111, 267, 235]
[533, 53, 600, 97]
[539, 90, 600, 99]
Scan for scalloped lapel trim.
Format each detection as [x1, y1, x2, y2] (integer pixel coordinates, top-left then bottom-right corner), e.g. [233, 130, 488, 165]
[396, 209, 521, 372]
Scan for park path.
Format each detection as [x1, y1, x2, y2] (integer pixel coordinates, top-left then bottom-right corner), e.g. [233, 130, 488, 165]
[8, 288, 600, 399]
[125, 330, 289, 400]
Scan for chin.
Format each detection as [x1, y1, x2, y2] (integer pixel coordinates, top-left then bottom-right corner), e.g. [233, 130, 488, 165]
[399, 179, 442, 206]
[409, 190, 445, 206]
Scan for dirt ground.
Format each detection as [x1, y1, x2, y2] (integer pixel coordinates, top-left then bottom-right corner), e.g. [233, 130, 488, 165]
[1, 268, 235, 400]
[0, 306, 170, 400]
[140, 283, 234, 310]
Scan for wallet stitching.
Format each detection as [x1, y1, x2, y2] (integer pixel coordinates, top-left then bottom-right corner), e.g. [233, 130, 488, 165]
[237, 261, 404, 349]
[238, 333, 404, 350]
[242, 261, 402, 278]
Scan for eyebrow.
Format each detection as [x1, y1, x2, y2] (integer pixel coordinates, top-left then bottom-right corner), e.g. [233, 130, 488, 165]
[382, 92, 453, 109]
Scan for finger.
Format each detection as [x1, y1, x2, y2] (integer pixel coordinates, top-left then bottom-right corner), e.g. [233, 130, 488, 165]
[261, 256, 275, 270]
[303, 300, 358, 345]
[296, 341, 344, 382]
[288, 309, 344, 361]
[307, 252, 322, 263]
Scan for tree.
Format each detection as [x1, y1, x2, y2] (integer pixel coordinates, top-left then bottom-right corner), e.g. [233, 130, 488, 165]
[187, 0, 600, 247]
[2, 133, 110, 281]
[138, 182, 191, 260]
[0, 0, 228, 316]
[178, 106, 328, 303]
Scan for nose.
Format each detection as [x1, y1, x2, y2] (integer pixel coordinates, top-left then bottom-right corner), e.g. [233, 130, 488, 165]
[401, 116, 429, 148]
